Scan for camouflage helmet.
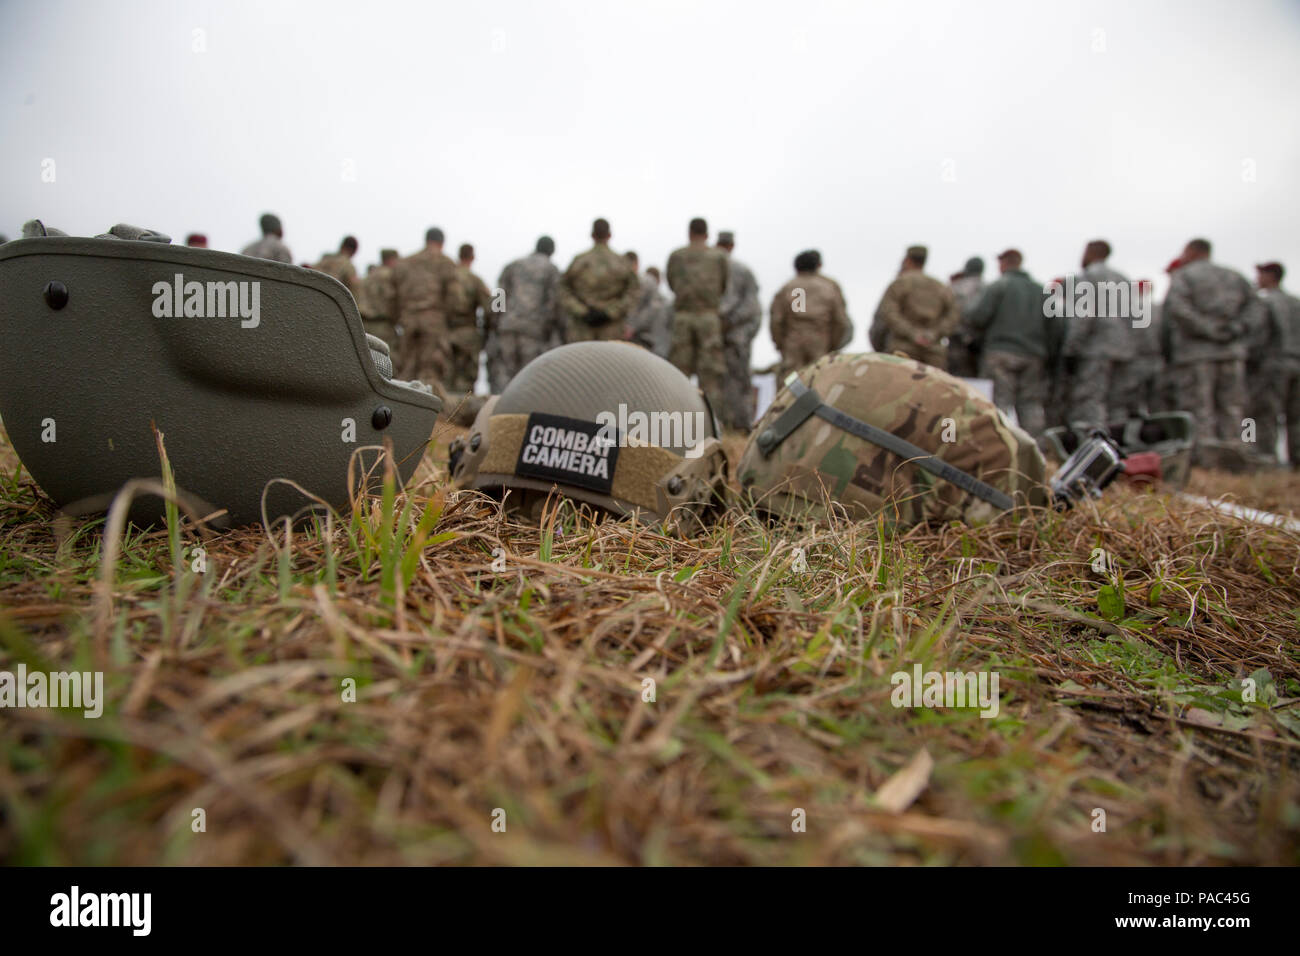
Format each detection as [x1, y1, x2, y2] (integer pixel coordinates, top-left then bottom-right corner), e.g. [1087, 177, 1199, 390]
[738, 352, 1047, 525]
[0, 223, 441, 527]
[449, 342, 726, 525]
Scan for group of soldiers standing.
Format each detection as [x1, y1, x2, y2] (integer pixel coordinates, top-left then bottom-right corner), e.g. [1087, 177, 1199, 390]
[233, 211, 1300, 466]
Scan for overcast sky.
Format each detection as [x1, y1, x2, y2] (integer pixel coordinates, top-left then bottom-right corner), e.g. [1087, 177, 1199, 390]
[3, 0, 1298, 368]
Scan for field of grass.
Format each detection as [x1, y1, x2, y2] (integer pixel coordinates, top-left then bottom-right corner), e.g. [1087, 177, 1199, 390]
[1, 421, 1298, 866]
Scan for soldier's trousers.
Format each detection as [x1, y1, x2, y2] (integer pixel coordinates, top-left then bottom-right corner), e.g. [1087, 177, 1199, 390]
[780, 330, 832, 382]
[669, 310, 725, 411]
[566, 317, 626, 343]
[982, 350, 1047, 437]
[446, 325, 483, 393]
[1070, 358, 1143, 428]
[720, 323, 756, 430]
[496, 331, 549, 389]
[1255, 358, 1300, 464]
[395, 310, 448, 386]
[1173, 358, 1246, 443]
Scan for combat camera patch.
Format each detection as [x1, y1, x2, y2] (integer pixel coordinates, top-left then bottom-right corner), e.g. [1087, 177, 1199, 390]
[516, 412, 620, 494]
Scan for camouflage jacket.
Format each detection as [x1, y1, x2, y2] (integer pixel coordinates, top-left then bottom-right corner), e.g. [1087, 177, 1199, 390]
[1062, 261, 1132, 360]
[314, 252, 358, 292]
[1165, 259, 1263, 363]
[627, 274, 673, 357]
[451, 265, 494, 331]
[770, 273, 849, 349]
[666, 243, 729, 313]
[1258, 287, 1300, 361]
[358, 265, 397, 321]
[241, 235, 293, 263]
[719, 256, 762, 338]
[874, 270, 960, 350]
[966, 269, 1057, 360]
[499, 252, 561, 338]
[560, 244, 640, 323]
[394, 246, 464, 319]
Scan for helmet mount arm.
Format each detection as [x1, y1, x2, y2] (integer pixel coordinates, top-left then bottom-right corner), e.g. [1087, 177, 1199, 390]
[757, 377, 1017, 513]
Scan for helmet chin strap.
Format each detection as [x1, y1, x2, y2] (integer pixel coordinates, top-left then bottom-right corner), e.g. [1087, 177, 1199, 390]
[756, 375, 1016, 513]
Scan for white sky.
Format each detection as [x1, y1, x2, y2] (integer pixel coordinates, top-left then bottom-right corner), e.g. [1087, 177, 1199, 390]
[3, 0, 1298, 369]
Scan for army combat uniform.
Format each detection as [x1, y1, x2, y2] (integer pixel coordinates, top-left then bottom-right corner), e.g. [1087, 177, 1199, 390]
[1064, 261, 1133, 428]
[1254, 286, 1300, 464]
[496, 251, 562, 390]
[560, 244, 640, 344]
[241, 235, 293, 264]
[1164, 259, 1262, 445]
[947, 273, 985, 377]
[447, 265, 493, 393]
[314, 252, 359, 294]
[718, 255, 762, 429]
[393, 246, 464, 385]
[873, 270, 960, 370]
[666, 244, 730, 414]
[966, 268, 1056, 438]
[357, 262, 399, 349]
[770, 273, 849, 381]
[627, 273, 673, 359]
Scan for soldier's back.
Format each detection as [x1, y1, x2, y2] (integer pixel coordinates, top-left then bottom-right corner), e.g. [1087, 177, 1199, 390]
[666, 245, 729, 313]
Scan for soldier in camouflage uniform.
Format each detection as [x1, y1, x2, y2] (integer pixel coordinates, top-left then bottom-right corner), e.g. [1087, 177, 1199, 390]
[770, 250, 849, 381]
[873, 245, 960, 371]
[1127, 279, 1166, 416]
[495, 236, 562, 390]
[1164, 238, 1264, 445]
[241, 212, 293, 263]
[1253, 262, 1300, 466]
[947, 257, 985, 377]
[1063, 240, 1133, 428]
[392, 227, 465, 385]
[626, 256, 673, 359]
[666, 218, 730, 414]
[738, 351, 1047, 527]
[717, 231, 762, 430]
[313, 235, 360, 297]
[443, 244, 493, 393]
[966, 249, 1056, 438]
[357, 249, 400, 349]
[560, 218, 640, 344]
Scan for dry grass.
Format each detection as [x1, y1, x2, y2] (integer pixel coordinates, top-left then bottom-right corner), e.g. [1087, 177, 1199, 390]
[1, 423, 1298, 865]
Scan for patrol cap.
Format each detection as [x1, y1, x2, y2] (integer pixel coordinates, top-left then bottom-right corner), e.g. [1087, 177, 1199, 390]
[717, 231, 735, 245]
[1256, 261, 1284, 280]
[425, 227, 445, 244]
[906, 245, 928, 263]
[449, 342, 726, 526]
[0, 222, 441, 527]
[380, 248, 399, 260]
[259, 213, 282, 235]
[964, 256, 984, 275]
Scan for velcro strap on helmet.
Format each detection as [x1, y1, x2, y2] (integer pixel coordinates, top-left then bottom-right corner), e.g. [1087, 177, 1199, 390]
[760, 377, 1016, 513]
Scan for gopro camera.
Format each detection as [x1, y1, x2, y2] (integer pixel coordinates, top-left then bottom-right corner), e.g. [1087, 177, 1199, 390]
[1050, 429, 1124, 509]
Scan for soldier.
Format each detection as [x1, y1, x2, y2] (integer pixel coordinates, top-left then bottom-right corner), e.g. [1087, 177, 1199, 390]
[560, 218, 640, 344]
[1164, 238, 1264, 446]
[495, 236, 562, 390]
[356, 249, 400, 349]
[769, 250, 850, 381]
[626, 255, 673, 359]
[443, 243, 494, 393]
[666, 218, 730, 413]
[240, 213, 293, 263]
[185, 233, 208, 249]
[965, 249, 1054, 438]
[313, 236, 361, 296]
[872, 244, 960, 371]
[947, 256, 985, 377]
[717, 230, 762, 430]
[1253, 262, 1300, 466]
[392, 227, 464, 385]
[1063, 240, 1132, 428]
[1128, 279, 1166, 417]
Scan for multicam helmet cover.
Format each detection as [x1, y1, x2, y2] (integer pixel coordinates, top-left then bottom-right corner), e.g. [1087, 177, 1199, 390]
[738, 352, 1047, 525]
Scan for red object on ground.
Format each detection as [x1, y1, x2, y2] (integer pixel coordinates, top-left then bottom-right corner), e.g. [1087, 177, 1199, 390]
[1121, 451, 1163, 486]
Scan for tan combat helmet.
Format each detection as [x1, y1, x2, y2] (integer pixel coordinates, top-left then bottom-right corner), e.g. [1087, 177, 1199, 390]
[738, 352, 1047, 525]
[449, 342, 727, 525]
[0, 222, 441, 527]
